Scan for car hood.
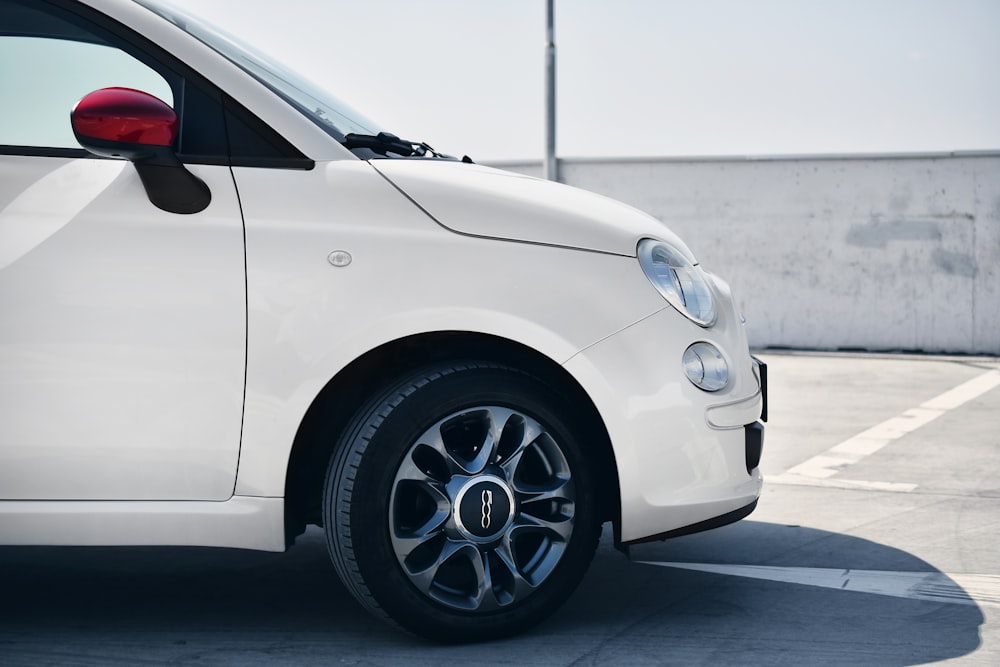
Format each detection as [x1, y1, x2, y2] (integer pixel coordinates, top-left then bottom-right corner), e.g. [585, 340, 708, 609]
[371, 160, 696, 260]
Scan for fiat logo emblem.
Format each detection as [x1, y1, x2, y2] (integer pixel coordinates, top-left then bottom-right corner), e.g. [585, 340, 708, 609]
[480, 489, 493, 529]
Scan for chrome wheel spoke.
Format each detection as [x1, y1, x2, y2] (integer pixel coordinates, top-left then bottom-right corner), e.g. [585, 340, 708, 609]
[390, 499, 450, 558]
[468, 548, 499, 612]
[419, 408, 514, 476]
[498, 418, 543, 479]
[457, 405, 528, 474]
[390, 454, 451, 560]
[462, 428, 496, 475]
[469, 543, 535, 611]
[512, 510, 575, 542]
[515, 473, 574, 505]
[405, 541, 506, 612]
[404, 539, 470, 594]
[492, 539, 538, 601]
[395, 447, 447, 487]
[415, 430, 467, 478]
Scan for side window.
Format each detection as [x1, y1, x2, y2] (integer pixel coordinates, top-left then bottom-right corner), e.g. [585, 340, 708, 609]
[0, 0, 310, 167]
[0, 1, 173, 150]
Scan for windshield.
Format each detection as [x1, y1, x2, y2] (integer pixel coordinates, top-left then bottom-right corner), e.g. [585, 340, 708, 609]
[134, 0, 381, 141]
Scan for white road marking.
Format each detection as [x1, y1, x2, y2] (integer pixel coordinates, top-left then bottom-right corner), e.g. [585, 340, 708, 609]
[638, 561, 1000, 608]
[773, 368, 1000, 491]
[767, 474, 917, 492]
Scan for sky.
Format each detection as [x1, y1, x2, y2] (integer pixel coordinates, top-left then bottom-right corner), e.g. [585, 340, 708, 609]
[168, 0, 1000, 163]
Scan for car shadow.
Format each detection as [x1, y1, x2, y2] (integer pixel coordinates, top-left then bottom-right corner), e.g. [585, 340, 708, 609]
[0, 521, 985, 665]
[554, 519, 985, 665]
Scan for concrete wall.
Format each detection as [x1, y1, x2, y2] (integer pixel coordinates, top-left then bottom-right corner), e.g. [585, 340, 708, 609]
[491, 153, 1000, 355]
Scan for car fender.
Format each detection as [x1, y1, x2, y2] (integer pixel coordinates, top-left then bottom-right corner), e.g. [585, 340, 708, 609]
[233, 161, 665, 496]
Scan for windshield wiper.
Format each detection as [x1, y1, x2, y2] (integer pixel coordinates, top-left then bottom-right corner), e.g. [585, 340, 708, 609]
[343, 132, 454, 159]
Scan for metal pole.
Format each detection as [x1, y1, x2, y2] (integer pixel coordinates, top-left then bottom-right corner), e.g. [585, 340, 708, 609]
[544, 0, 558, 182]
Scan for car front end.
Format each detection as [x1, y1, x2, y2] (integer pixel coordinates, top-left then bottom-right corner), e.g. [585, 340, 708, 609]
[371, 158, 766, 545]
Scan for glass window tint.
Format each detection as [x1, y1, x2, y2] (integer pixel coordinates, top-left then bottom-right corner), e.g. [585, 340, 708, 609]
[0, 1, 172, 149]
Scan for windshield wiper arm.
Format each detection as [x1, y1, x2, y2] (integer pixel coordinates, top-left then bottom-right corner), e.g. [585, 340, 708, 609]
[343, 131, 451, 159]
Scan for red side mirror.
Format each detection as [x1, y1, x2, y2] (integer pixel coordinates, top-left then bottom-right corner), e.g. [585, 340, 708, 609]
[71, 87, 177, 159]
[70, 87, 210, 215]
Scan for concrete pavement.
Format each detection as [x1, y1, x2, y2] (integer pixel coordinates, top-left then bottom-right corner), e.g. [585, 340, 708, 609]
[1, 351, 998, 665]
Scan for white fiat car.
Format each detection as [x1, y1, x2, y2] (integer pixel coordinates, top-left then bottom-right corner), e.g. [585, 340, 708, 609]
[0, 0, 766, 641]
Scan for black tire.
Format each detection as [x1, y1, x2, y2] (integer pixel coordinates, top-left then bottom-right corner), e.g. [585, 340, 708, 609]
[322, 362, 601, 642]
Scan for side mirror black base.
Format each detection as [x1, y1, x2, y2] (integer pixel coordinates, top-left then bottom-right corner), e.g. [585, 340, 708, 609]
[135, 158, 212, 215]
[74, 134, 211, 215]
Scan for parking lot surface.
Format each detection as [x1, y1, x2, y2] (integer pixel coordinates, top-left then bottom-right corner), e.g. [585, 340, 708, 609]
[1, 351, 998, 666]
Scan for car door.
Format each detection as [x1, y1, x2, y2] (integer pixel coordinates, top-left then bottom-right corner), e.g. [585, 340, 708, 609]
[0, 0, 246, 500]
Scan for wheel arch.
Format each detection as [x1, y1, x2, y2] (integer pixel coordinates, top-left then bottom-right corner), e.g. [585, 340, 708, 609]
[282, 331, 621, 547]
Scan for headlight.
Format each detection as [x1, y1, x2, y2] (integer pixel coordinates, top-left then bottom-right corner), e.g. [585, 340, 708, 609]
[683, 342, 729, 391]
[637, 239, 716, 326]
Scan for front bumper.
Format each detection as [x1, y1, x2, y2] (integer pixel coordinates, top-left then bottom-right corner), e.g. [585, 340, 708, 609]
[564, 300, 765, 544]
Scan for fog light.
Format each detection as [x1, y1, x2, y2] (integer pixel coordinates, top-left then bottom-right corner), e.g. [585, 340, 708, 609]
[683, 342, 729, 392]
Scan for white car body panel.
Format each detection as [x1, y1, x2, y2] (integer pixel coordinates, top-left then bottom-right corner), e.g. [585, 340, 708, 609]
[373, 160, 696, 259]
[564, 299, 763, 542]
[231, 160, 667, 497]
[0, 156, 245, 501]
[0, 0, 765, 554]
[0, 496, 285, 550]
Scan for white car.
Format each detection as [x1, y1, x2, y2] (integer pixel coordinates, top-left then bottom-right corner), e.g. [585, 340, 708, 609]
[0, 0, 766, 641]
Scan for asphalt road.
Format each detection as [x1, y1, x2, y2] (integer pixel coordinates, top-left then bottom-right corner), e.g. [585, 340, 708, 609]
[1, 351, 998, 666]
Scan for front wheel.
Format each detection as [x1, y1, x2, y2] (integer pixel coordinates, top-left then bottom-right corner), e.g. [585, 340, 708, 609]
[323, 362, 601, 642]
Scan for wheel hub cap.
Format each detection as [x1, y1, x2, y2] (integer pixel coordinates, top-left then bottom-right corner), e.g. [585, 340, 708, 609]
[454, 475, 515, 542]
